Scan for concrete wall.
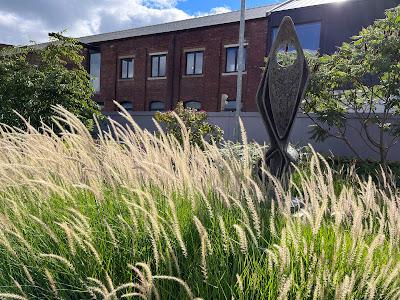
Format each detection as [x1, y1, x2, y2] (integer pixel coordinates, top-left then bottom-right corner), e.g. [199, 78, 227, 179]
[104, 112, 400, 162]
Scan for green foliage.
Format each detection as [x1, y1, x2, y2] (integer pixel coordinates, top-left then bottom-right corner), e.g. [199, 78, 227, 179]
[303, 6, 400, 166]
[154, 101, 223, 148]
[0, 33, 101, 130]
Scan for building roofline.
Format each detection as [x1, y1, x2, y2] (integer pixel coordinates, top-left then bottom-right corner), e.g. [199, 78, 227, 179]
[32, 3, 277, 48]
[271, 0, 363, 12]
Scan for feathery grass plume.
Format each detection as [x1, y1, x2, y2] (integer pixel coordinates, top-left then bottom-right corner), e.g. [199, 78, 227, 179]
[242, 182, 261, 238]
[39, 253, 75, 271]
[233, 224, 248, 254]
[87, 277, 109, 297]
[149, 229, 160, 270]
[236, 274, 244, 295]
[193, 216, 212, 254]
[238, 118, 250, 177]
[127, 265, 148, 294]
[104, 220, 117, 248]
[11, 278, 26, 299]
[160, 225, 181, 275]
[83, 239, 102, 264]
[56, 222, 76, 255]
[200, 235, 208, 281]
[278, 274, 292, 300]
[0, 104, 400, 298]
[153, 276, 197, 299]
[218, 216, 230, 253]
[21, 266, 34, 285]
[0, 230, 16, 256]
[29, 214, 59, 244]
[242, 221, 259, 249]
[194, 216, 211, 281]
[167, 198, 188, 257]
[44, 269, 58, 297]
[0, 293, 27, 300]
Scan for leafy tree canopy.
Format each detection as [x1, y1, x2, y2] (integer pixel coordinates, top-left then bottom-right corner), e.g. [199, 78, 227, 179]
[303, 5, 400, 167]
[0, 33, 100, 130]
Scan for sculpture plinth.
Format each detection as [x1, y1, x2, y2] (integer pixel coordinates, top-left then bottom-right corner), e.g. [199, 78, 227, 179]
[256, 16, 310, 183]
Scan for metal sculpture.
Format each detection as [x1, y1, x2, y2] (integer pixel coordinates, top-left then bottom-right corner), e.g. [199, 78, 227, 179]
[256, 16, 310, 183]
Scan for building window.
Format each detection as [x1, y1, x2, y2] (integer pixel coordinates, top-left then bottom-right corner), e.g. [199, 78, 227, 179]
[186, 51, 204, 75]
[151, 54, 167, 77]
[226, 47, 247, 73]
[224, 99, 243, 112]
[272, 22, 321, 52]
[121, 58, 134, 79]
[149, 101, 165, 111]
[184, 101, 202, 111]
[120, 101, 133, 111]
[90, 53, 101, 93]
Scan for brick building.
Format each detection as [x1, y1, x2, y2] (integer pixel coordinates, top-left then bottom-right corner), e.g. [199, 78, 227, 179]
[83, 5, 275, 113]
[29, 0, 400, 114]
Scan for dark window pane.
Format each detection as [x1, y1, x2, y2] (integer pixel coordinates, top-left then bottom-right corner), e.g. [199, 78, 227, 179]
[184, 101, 202, 110]
[152, 56, 159, 77]
[272, 22, 321, 52]
[159, 55, 166, 77]
[224, 99, 243, 111]
[121, 58, 134, 79]
[226, 47, 237, 73]
[149, 101, 165, 111]
[235, 47, 247, 71]
[128, 59, 134, 78]
[195, 52, 203, 74]
[90, 53, 101, 92]
[186, 53, 195, 75]
[186, 51, 204, 75]
[121, 101, 133, 111]
[121, 60, 128, 78]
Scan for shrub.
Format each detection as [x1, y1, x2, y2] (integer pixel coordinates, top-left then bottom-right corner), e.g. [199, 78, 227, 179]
[154, 101, 223, 149]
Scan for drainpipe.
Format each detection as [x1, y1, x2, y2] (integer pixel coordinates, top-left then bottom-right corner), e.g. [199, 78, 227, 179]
[169, 34, 177, 110]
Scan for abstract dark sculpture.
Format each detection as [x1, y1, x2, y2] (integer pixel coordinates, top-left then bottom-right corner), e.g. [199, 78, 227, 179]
[256, 16, 310, 183]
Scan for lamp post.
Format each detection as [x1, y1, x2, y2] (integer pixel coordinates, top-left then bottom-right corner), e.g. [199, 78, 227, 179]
[235, 0, 246, 141]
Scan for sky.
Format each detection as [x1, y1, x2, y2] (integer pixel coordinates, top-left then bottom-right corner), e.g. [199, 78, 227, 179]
[0, 0, 279, 45]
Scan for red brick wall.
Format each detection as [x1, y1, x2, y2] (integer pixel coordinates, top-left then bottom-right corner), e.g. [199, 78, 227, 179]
[92, 18, 268, 112]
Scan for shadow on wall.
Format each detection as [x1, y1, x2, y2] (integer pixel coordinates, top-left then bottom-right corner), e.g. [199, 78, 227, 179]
[101, 112, 400, 162]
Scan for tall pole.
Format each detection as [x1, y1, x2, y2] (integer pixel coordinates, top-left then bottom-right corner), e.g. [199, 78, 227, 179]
[235, 0, 246, 141]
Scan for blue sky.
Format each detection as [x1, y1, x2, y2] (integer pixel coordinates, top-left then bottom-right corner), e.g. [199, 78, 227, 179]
[177, 0, 278, 14]
[0, 0, 280, 45]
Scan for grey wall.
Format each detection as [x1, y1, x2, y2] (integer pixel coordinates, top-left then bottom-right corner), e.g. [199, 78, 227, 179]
[104, 112, 400, 162]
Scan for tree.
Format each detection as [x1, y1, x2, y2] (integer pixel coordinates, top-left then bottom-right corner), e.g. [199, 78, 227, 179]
[303, 6, 400, 169]
[0, 33, 101, 130]
[154, 102, 223, 149]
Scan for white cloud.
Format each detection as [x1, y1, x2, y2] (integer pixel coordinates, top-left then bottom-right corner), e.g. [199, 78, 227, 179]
[0, 0, 232, 45]
[207, 6, 232, 15]
[195, 6, 232, 17]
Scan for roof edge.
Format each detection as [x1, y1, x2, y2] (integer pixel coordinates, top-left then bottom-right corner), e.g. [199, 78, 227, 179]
[31, 3, 278, 48]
